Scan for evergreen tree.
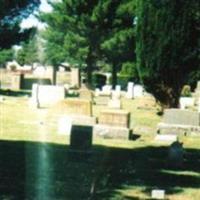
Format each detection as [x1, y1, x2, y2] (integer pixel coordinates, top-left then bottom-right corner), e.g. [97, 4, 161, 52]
[136, 0, 200, 108]
[0, 49, 14, 68]
[41, 0, 137, 87]
[0, 0, 40, 49]
[16, 30, 41, 66]
[101, 0, 137, 87]
[40, 0, 101, 86]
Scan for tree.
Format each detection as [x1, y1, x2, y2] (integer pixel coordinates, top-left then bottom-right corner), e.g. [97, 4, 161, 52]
[41, 0, 137, 87]
[0, 0, 40, 49]
[136, 0, 200, 108]
[100, 0, 137, 87]
[0, 49, 14, 68]
[0, 0, 40, 68]
[40, 0, 102, 86]
[16, 30, 42, 66]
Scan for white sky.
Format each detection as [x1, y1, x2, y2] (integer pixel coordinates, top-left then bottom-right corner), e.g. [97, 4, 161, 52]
[20, 0, 53, 30]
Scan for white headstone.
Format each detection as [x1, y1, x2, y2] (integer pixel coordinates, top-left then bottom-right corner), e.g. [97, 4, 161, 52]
[133, 84, 144, 97]
[198, 98, 200, 112]
[151, 189, 165, 199]
[108, 99, 121, 109]
[58, 116, 72, 135]
[29, 84, 39, 107]
[155, 134, 178, 143]
[30, 84, 65, 107]
[179, 97, 194, 110]
[71, 68, 80, 87]
[112, 85, 121, 99]
[33, 66, 46, 76]
[95, 88, 100, 97]
[102, 85, 112, 95]
[126, 82, 134, 99]
[0, 96, 4, 103]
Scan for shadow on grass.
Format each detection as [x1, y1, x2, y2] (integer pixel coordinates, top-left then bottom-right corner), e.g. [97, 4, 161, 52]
[0, 140, 200, 200]
[0, 89, 31, 97]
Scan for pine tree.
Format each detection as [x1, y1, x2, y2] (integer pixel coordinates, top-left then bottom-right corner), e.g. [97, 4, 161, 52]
[0, 0, 40, 49]
[136, 0, 200, 108]
[40, 0, 101, 86]
[100, 0, 137, 87]
[40, 0, 137, 87]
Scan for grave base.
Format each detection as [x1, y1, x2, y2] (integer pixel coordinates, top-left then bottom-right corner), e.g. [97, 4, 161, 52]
[69, 114, 97, 126]
[157, 122, 200, 136]
[93, 124, 130, 140]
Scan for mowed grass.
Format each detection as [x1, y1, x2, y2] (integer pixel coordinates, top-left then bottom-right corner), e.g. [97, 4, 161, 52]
[0, 95, 200, 200]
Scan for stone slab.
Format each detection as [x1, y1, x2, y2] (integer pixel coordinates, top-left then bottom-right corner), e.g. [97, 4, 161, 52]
[154, 134, 178, 143]
[163, 109, 200, 126]
[58, 116, 72, 135]
[71, 68, 80, 88]
[69, 114, 97, 126]
[93, 124, 130, 139]
[126, 82, 134, 99]
[70, 125, 93, 151]
[107, 99, 121, 109]
[151, 189, 165, 199]
[61, 98, 92, 116]
[98, 109, 130, 128]
[58, 114, 96, 135]
[94, 96, 111, 105]
[157, 122, 200, 136]
[31, 84, 65, 107]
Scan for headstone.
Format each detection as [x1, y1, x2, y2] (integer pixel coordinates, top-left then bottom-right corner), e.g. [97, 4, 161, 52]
[168, 141, 184, 168]
[133, 84, 144, 97]
[196, 81, 200, 91]
[30, 84, 65, 107]
[94, 95, 111, 105]
[107, 99, 121, 109]
[179, 97, 194, 109]
[102, 85, 112, 96]
[33, 66, 46, 76]
[57, 99, 92, 116]
[79, 88, 93, 100]
[94, 124, 130, 140]
[126, 82, 134, 99]
[70, 125, 93, 151]
[57, 71, 71, 86]
[71, 68, 80, 88]
[94, 88, 100, 97]
[115, 85, 121, 97]
[112, 85, 121, 100]
[151, 189, 165, 199]
[58, 116, 72, 135]
[154, 134, 178, 143]
[29, 83, 39, 107]
[163, 109, 200, 126]
[98, 109, 130, 128]
[11, 73, 24, 90]
[0, 96, 4, 103]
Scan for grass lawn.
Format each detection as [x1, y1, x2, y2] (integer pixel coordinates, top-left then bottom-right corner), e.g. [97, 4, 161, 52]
[0, 95, 200, 200]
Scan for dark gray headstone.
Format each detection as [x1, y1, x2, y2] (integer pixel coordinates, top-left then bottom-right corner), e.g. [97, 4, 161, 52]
[70, 125, 93, 151]
[168, 141, 184, 168]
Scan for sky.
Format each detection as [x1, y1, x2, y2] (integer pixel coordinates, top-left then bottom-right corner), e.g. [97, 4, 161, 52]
[20, 0, 53, 30]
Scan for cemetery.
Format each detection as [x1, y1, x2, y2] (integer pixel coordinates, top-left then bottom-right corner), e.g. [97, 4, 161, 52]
[0, 1, 199, 200]
[0, 76, 200, 199]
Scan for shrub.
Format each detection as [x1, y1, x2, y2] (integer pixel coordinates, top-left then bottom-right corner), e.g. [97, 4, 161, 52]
[181, 85, 192, 97]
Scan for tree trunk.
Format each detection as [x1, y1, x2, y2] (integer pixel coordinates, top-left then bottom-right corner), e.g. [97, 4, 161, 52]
[86, 65, 92, 88]
[86, 54, 95, 89]
[112, 63, 117, 89]
[52, 66, 57, 85]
